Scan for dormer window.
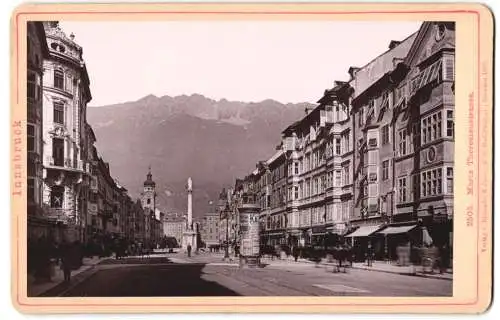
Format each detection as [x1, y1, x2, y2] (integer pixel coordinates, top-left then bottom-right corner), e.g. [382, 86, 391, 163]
[435, 24, 446, 41]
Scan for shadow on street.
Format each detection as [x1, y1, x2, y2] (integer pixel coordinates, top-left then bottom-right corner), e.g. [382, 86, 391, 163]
[58, 262, 241, 297]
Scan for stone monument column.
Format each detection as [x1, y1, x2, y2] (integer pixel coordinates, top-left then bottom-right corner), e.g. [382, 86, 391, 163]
[182, 177, 197, 251]
[187, 177, 193, 230]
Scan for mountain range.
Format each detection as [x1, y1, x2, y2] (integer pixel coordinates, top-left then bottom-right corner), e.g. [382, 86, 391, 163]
[86, 94, 315, 218]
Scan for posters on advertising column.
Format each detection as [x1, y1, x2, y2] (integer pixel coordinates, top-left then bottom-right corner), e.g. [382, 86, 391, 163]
[239, 211, 260, 256]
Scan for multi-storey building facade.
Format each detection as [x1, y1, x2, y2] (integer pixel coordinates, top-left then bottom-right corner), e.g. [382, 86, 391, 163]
[200, 211, 220, 248]
[27, 22, 50, 241]
[257, 150, 287, 247]
[234, 22, 453, 264]
[395, 22, 455, 252]
[41, 21, 92, 242]
[278, 82, 354, 249]
[163, 215, 186, 247]
[348, 22, 454, 260]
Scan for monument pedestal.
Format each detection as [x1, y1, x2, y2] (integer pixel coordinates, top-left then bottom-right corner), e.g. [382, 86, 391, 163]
[182, 229, 197, 251]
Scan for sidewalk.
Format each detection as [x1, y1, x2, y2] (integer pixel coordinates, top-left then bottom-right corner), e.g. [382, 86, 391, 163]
[27, 256, 107, 297]
[260, 256, 452, 281]
[350, 261, 453, 280]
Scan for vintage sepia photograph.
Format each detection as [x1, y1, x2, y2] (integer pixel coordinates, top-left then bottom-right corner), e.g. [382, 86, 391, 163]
[25, 18, 457, 298]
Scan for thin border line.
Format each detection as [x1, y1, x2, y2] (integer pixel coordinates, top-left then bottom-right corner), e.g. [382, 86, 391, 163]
[14, 8, 482, 308]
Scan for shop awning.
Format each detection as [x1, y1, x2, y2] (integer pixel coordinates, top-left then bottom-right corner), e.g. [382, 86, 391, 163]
[345, 225, 382, 237]
[377, 225, 417, 235]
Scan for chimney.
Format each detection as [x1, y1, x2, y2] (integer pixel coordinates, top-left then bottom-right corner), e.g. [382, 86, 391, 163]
[348, 67, 360, 80]
[305, 107, 312, 115]
[388, 40, 401, 50]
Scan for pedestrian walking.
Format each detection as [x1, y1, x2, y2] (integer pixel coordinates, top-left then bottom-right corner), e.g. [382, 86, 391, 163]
[366, 243, 374, 267]
[187, 244, 192, 257]
[293, 247, 299, 262]
[59, 239, 72, 283]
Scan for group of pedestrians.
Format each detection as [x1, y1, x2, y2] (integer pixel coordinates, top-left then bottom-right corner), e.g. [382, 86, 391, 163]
[28, 237, 84, 284]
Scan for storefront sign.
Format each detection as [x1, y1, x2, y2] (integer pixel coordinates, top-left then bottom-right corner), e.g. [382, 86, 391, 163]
[239, 212, 260, 256]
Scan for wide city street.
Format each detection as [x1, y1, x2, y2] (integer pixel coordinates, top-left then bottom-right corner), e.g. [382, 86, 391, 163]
[41, 252, 452, 297]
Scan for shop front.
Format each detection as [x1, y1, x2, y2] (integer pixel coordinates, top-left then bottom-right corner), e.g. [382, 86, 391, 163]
[345, 224, 383, 261]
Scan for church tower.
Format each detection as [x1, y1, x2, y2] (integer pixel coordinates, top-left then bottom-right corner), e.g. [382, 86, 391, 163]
[142, 166, 156, 212]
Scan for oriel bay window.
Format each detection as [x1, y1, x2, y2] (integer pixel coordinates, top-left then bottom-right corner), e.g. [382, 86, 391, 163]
[447, 167, 454, 193]
[398, 177, 407, 203]
[335, 138, 341, 155]
[382, 160, 389, 180]
[446, 110, 454, 138]
[381, 125, 390, 145]
[421, 167, 443, 198]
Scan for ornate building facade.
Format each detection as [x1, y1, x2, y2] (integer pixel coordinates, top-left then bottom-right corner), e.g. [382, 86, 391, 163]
[41, 21, 92, 242]
[231, 22, 454, 265]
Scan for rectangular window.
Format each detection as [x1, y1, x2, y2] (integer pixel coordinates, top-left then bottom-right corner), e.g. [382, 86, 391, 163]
[382, 160, 389, 180]
[53, 102, 64, 125]
[381, 125, 390, 145]
[343, 133, 350, 153]
[335, 170, 341, 187]
[359, 108, 364, 126]
[294, 186, 299, 200]
[54, 69, 64, 90]
[66, 75, 73, 93]
[52, 138, 64, 167]
[421, 111, 443, 144]
[398, 129, 407, 156]
[27, 178, 35, 203]
[294, 162, 299, 175]
[421, 168, 443, 197]
[447, 167, 454, 193]
[27, 160, 36, 178]
[343, 165, 350, 185]
[27, 124, 35, 152]
[398, 177, 407, 203]
[447, 110, 454, 138]
[335, 138, 341, 155]
[27, 72, 36, 100]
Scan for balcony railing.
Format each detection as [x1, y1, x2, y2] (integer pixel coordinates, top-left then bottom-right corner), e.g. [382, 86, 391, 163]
[45, 156, 87, 172]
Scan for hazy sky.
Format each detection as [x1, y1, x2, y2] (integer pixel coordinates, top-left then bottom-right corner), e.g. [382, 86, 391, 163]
[60, 21, 422, 106]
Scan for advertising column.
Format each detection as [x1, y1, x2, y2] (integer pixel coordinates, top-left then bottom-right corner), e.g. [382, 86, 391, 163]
[238, 203, 260, 267]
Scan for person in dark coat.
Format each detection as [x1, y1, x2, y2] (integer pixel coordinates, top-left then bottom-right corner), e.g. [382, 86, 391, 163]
[187, 244, 192, 257]
[59, 239, 73, 283]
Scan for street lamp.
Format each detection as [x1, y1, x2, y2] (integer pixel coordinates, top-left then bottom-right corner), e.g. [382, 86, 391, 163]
[223, 204, 231, 260]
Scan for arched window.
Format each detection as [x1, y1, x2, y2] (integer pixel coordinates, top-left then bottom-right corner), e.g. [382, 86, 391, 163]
[54, 69, 64, 90]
